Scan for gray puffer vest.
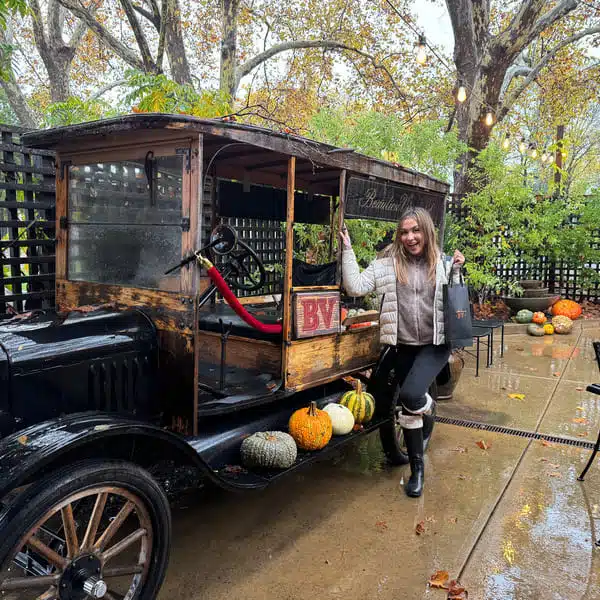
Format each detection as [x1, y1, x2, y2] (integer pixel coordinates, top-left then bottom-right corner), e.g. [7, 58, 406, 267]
[341, 247, 460, 346]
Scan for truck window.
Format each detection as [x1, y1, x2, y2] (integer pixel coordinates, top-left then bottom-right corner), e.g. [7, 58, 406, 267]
[67, 155, 184, 289]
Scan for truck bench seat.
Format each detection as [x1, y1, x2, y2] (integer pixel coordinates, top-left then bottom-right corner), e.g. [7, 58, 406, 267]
[198, 303, 282, 341]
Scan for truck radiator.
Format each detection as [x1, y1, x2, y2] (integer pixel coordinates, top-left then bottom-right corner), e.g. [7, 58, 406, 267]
[88, 356, 151, 413]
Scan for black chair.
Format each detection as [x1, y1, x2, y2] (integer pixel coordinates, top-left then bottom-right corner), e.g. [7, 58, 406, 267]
[577, 341, 600, 481]
[470, 304, 505, 365]
[462, 326, 492, 377]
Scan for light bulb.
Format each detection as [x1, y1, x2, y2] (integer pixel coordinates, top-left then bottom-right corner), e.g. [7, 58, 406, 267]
[541, 152, 548, 163]
[531, 148, 538, 159]
[548, 155, 554, 163]
[415, 35, 427, 65]
[485, 111, 494, 126]
[502, 136, 510, 150]
[519, 140, 526, 153]
[457, 86, 467, 103]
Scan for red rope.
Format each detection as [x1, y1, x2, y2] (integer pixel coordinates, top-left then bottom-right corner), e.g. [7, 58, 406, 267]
[206, 266, 283, 334]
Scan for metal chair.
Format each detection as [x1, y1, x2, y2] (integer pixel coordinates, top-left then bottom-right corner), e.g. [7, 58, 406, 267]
[578, 341, 600, 481]
[463, 326, 492, 377]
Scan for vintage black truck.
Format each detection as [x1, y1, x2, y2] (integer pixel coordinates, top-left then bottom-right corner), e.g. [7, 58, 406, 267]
[0, 114, 449, 599]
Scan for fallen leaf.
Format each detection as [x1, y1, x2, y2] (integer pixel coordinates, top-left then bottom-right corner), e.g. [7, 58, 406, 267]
[476, 440, 491, 450]
[428, 570, 449, 589]
[426, 515, 437, 524]
[17, 435, 28, 445]
[451, 446, 467, 453]
[576, 406, 585, 411]
[541, 440, 554, 447]
[576, 387, 584, 392]
[458, 474, 468, 480]
[577, 432, 589, 437]
[375, 520, 388, 531]
[540, 457, 549, 462]
[572, 417, 588, 424]
[549, 463, 560, 468]
[592, 504, 600, 518]
[553, 372, 561, 377]
[447, 580, 468, 599]
[415, 521, 426, 535]
[549, 471, 562, 478]
[448, 517, 458, 524]
[502, 540, 516, 565]
[508, 393, 525, 400]
[515, 346, 525, 351]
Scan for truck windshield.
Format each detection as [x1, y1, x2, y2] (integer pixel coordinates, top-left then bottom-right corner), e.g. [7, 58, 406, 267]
[67, 155, 183, 289]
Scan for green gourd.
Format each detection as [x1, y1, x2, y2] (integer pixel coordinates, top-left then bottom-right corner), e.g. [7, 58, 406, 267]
[527, 323, 545, 336]
[240, 431, 297, 469]
[516, 309, 534, 324]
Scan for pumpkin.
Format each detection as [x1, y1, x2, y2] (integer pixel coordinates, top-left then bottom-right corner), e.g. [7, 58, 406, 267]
[551, 299, 582, 320]
[288, 401, 332, 450]
[552, 314, 573, 334]
[532, 312, 547, 324]
[340, 380, 375, 424]
[323, 403, 355, 435]
[515, 309, 534, 324]
[543, 323, 554, 335]
[527, 323, 546, 336]
[240, 431, 297, 469]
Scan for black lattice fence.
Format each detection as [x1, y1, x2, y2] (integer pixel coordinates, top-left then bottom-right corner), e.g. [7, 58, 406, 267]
[0, 125, 56, 315]
[447, 195, 600, 302]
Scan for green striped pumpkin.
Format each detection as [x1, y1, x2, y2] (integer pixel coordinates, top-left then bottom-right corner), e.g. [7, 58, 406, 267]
[340, 380, 375, 424]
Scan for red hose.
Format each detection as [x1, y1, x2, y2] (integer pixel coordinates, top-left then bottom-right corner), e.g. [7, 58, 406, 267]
[206, 266, 283, 334]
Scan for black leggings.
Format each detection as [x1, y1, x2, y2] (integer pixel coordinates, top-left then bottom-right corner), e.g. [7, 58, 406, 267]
[394, 344, 451, 413]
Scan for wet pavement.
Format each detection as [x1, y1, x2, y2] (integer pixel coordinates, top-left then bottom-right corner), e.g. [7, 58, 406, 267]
[160, 319, 600, 600]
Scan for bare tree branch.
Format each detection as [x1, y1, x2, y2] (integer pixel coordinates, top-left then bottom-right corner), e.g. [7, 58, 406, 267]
[120, 0, 157, 72]
[236, 40, 411, 100]
[498, 25, 600, 120]
[156, 0, 166, 69]
[89, 77, 129, 100]
[132, 2, 159, 27]
[56, 0, 147, 70]
[28, 0, 48, 56]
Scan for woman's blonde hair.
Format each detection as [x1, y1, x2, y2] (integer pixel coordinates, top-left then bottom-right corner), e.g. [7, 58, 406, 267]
[382, 206, 439, 284]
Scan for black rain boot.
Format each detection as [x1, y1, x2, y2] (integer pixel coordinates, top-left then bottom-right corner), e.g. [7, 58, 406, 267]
[403, 427, 425, 498]
[422, 398, 437, 452]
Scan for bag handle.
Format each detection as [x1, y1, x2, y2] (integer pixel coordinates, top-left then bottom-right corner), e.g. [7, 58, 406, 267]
[448, 264, 465, 287]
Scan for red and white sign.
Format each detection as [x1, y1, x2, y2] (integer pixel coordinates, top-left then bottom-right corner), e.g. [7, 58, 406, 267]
[294, 292, 340, 338]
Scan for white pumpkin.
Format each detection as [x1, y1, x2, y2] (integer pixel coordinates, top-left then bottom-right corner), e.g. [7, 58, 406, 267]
[323, 403, 355, 435]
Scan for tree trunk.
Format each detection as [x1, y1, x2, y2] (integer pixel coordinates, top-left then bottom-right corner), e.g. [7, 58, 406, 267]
[45, 48, 75, 102]
[0, 76, 37, 127]
[162, 0, 191, 84]
[220, 0, 238, 99]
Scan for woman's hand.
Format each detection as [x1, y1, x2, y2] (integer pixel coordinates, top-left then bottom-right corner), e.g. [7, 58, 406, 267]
[339, 225, 352, 249]
[452, 249, 465, 267]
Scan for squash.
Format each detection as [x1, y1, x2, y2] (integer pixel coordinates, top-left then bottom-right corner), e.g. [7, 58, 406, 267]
[288, 401, 332, 450]
[515, 309, 534, 324]
[323, 403, 355, 435]
[240, 431, 297, 469]
[532, 312, 547, 324]
[543, 323, 554, 335]
[552, 314, 573, 334]
[551, 299, 582, 320]
[527, 323, 545, 336]
[340, 380, 375, 424]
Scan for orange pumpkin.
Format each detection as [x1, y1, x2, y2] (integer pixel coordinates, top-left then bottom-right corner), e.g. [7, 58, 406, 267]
[551, 299, 582, 320]
[288, 401, 332, 451]
[532, 312, 547, 324]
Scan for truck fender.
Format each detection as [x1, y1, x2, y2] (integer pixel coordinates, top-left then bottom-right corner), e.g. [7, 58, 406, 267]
[0, 412, 224, 499]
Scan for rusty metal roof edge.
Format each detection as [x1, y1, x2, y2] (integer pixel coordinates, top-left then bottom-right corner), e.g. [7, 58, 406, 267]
[21, 113, 450, 193]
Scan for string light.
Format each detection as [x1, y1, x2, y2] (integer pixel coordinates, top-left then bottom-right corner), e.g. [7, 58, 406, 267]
[529, 144, 538, 159]
[502, 134, 510, 150]
[519, 139, 526, 153]
[456, 82, 467, 103]
[415, 35, 427, 65]
[541, 151, 548, 163]
[485, 111, 495, 126]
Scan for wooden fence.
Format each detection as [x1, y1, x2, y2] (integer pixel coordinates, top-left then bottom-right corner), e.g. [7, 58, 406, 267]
[0, 125, 56, 315]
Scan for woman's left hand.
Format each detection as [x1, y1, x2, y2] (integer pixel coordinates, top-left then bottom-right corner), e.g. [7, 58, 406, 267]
[452, 249, 465, 267]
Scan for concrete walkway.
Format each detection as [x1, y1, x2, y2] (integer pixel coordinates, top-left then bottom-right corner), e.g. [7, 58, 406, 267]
[160, 319, 600, 600]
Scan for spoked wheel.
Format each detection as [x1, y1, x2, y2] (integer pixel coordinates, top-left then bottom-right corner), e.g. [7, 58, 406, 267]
[379, 382, 437, 465]
[0, 461, 171, 600]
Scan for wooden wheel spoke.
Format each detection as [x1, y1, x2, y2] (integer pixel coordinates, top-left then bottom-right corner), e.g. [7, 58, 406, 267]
[0, 574, 60, 591]
[103, 565, 144, 578]
[102, 528, 147, 563]
[27, 535, 68, 570]
[93, 501, 135, 552]
[61, 504, 79, 559]
[81, 492, 108, 550]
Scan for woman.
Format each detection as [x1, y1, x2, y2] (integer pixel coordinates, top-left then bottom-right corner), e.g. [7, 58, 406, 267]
[340, 207, 464, 498]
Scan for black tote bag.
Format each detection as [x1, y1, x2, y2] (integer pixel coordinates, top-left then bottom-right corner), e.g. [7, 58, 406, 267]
[443, 268, 473, 349]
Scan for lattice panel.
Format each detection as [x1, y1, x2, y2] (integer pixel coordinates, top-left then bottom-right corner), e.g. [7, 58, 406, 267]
[0, 126, 55, 314]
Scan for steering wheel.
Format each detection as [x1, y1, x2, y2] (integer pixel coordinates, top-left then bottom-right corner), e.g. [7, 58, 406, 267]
[208, 225, 267, 292]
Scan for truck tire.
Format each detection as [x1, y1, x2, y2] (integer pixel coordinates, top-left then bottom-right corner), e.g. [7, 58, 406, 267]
[379, 381, 437, 465]
[0, 460, 171, 600]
